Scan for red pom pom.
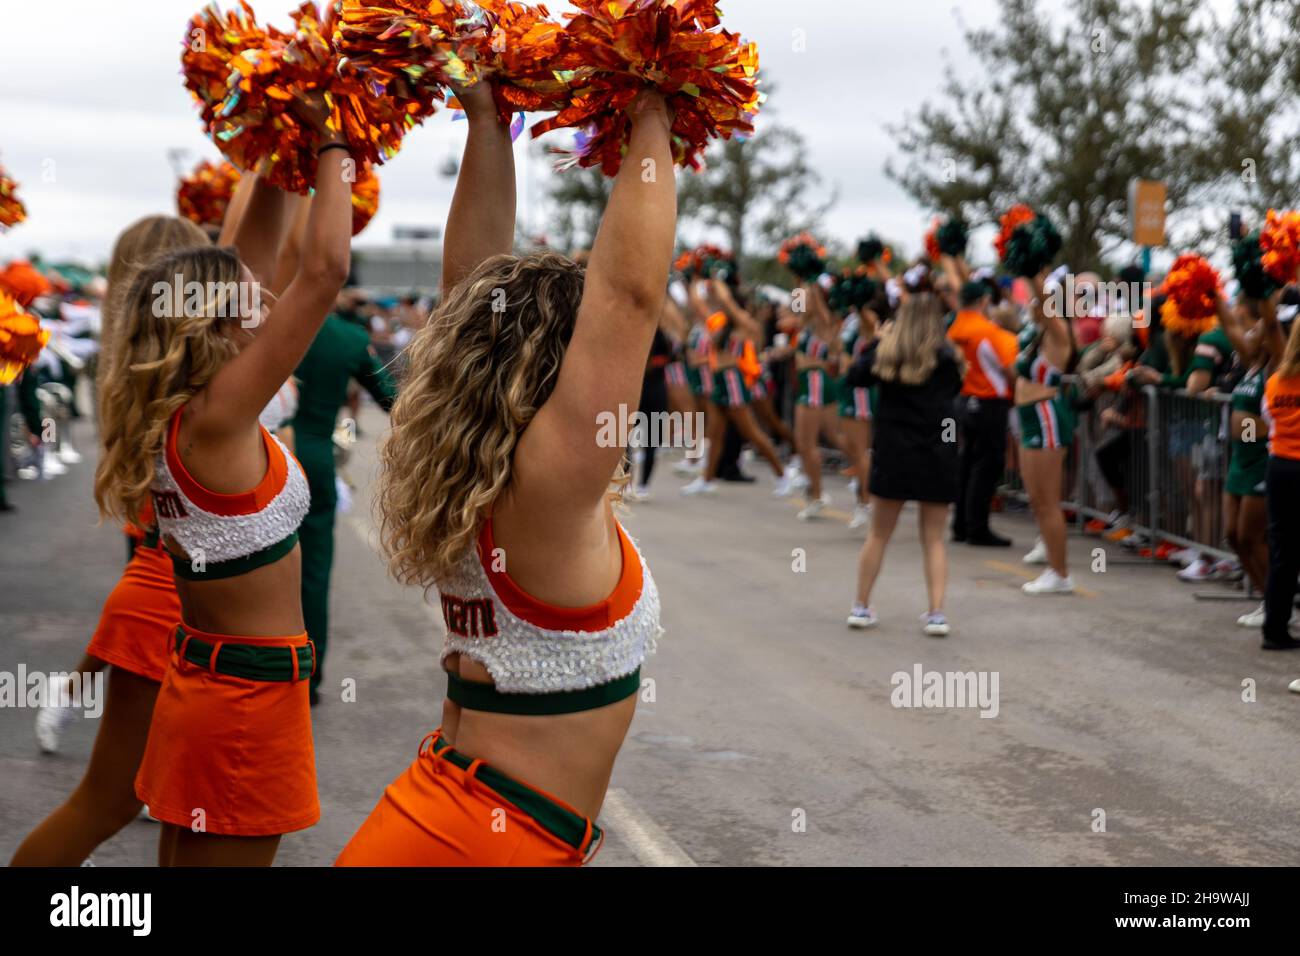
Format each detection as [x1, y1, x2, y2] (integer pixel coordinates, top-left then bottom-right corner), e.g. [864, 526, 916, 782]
[995, 205, 1035, 263]
[1160, 253, 1220, 337]
[531, 0, 762, 176]
[177, 159, 242, 228]
[0, 291, 50, 385]
[0, 166, 28, 232]
[1260, 209, 1300, 285]
[924, 218, 942, 262]
[351, 165, 381, 237]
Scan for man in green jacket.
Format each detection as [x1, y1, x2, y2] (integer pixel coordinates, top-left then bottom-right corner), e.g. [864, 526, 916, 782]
[294, 304, 397, 705]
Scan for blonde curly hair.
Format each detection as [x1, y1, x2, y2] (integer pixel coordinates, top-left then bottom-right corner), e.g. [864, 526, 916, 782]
[94, 246, 245, 527]
[378, 252, 615, 588]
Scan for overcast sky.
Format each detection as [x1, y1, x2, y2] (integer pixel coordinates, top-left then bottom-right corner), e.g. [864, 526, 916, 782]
[0, 0, 1083, 266]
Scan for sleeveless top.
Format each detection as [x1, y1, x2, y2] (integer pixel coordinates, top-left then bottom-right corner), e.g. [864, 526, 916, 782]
[437, 517, 662, 715]
[150, 408, 310, 580]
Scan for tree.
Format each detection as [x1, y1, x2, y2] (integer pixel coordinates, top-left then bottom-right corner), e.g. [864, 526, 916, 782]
[677, 123, 835, 269]
[542, 163, 612, 253]
[888, 0, 1205, 271]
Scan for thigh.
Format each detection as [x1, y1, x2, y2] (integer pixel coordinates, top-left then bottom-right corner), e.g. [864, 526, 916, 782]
[917, 501, 950, 541]
[169, 828, 281, 867]
[78, 667, 159, 801]
[868, 496, 905, 537]
[1240, 494, 1268, 537]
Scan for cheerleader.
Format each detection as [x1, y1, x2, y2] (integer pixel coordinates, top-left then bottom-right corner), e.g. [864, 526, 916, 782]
[1257, 289, 1300, 650]
[11, 217, 209, 866]
[838, 304, 879, 530]
[335, 85, 671, 866]
[1016, 268, 1078, 595]
[674, 287, 717, 481]
[791, 283, 845, 519]
[92, 100, 351, 866]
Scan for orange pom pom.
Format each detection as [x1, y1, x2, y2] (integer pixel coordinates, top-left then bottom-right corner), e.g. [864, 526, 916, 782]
[177, 159, 242, 228]
[531, 0, 762, 176]
[924, 219, 942, 262]
[0, 291, 51, 385]
[334, 0, 489, 99]
[994, 205, 1035, 262]
[476, 1, 575, 123]
[1260, 209, 1300, 285]
[351, 165, 381, 237]
[0, 166, 27, 232]
[1160, 253, 1220, 337]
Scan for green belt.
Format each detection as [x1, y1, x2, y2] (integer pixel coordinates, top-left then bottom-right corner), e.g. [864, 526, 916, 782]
[174, 627, 314, 682]
[427, 736, 601, 854]
[445, 668, 640, 716]
[170, 533, 299, 581]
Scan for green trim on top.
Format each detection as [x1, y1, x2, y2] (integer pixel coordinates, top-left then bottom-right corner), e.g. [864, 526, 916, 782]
[445, 668, 640, 717]
[170, 532, 298, 581]
[429, 736, 599, 853]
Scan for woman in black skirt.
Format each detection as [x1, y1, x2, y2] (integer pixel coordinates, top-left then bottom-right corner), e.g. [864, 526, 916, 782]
[844, 292, 965, 636]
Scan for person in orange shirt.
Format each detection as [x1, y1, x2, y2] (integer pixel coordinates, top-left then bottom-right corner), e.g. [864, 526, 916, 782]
[1259, 288, 1300, 651]
[947, 278, 1019, 547]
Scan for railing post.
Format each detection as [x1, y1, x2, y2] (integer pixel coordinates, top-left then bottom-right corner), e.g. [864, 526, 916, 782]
[1144, 384, 1161, 562]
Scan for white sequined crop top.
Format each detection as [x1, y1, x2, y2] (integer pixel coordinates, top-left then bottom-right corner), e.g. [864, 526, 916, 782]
[150, 408, 310, 580]
[437, 517, 662, 714]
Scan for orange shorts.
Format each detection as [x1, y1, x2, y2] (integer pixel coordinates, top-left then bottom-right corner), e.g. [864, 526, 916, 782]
[335, 730, 602, 867]
[85, 541, 180, 682]
[135, 625, 319, 837]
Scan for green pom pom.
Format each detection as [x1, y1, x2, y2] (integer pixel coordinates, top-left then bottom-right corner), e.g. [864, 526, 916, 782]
[857, 236, 885, 265]
[828, 272, 879, 315]
[936, 218, 969, 258]
[1233, 231, 1279, 301]
[1003, 215, 1062, 278]
[784, 244, 826, 282]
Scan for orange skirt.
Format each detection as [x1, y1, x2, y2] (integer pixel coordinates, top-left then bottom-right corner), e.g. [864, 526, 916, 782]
[134, 625, 319, 837]
[335, 731, 600, 867]
[85, 541, 181, 682]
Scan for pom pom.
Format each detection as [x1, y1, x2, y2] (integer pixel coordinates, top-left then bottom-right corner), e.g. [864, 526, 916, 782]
[1260, 209, 1300, 286]
[827, 267, 878, 317]
[191, 2, 431, 194]
[333, 0, 489, 100]
[177, 159, 242, 228]
[857, 235, 884, 265]
[996, 205, 1061, 278]
[674, 243, 733, 280]
[0, 291, 50, 385]
[924, 221, 942, 262]
[1159, 253, 1220, 337]
[0, 166, 27, 232]
[181, 1, 274, 126]
[350, 164, 381, 236]
[1232, 230, 1279, 301]
[475, 1, 576, 124]
[531, 0, 762, 176]
[778, 232, 827, 283]
[935, 216, 969, 258]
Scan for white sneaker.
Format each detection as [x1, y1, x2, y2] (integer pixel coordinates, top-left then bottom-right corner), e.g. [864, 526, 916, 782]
[44, 456, 68, 477]
[847, 606, 878, 629]
[17, 465, 38, 480]
[772, 469, 798, 498]
[849, 504, 870, 530]
[797, 495, 830, 520]
[1213, 559, 1243, 582]
[1289, 678, 1300, 695]
[58, 445, 83, 465]
[1022, 538, 1048, 565]
[792, 471, 810, 492]
[680, 476, 718, 497]
[1237, 603, 1266, 628]
[35, 699, 76, 754]
[1176, 557, 1216, 582]
[630, 485, 652, 502]
[1022, 568, 1075, 595]
[921, 612, 951, 637]
[1168, 547, 1199, 567]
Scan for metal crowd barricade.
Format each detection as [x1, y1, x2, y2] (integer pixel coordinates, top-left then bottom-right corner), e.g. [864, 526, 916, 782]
[1001, 380, 1251, 598]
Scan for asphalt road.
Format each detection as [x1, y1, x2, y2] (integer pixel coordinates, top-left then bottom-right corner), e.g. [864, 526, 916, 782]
[2, 404, 1298, 866]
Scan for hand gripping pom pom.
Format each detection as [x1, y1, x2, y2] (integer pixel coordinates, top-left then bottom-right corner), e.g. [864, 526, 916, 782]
[474, 1, 577, 124]
[0, 291, 50, 385]
[1260, 210, 1300, 286]
[177, 159, 242, 227]
[778, 232, 828, 283]
[530, 0, 762, 176]
[0, 167, 28, 232]
[1159, 254, 1220, 338]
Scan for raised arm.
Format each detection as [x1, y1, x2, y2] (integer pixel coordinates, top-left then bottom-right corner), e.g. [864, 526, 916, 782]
[198, 122, 353, 431]
[271, 196, 313, 296]
[514, 90, 676, 508]
[217, 173, 256, 247]
[442, 81, 517, 291]
[712, 279, 763, 342]
[230, 175, 294, 286]
[1258, 289, 1288, 373]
